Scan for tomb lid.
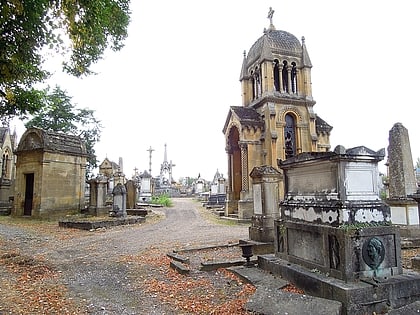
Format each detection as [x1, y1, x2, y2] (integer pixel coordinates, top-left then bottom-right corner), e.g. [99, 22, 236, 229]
[250, 165, 281, 178]
[278, 145, 385, 168]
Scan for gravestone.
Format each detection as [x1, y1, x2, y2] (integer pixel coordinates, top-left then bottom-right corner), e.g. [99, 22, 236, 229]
[258, 145, 420, 315]
[387, 123, 419, 225]
[87, 175, 109, 216]
[110, 183, 127, 217]
[125, 180, 137, 209]
[138, 170, 152, 202]
[249, 165, 282, 243]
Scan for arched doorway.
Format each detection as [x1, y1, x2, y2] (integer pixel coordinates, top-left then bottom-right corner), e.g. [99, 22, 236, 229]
[227, 126, 241, 214]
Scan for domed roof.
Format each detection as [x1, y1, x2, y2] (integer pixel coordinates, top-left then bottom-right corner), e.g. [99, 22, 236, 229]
[247, 29, 302, 64]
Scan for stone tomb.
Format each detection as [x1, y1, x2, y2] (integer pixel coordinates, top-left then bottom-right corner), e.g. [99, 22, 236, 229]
[258, 145, 420, 314]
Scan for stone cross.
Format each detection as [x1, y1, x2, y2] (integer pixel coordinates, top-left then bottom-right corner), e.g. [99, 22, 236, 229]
[267, 7, 275, 25]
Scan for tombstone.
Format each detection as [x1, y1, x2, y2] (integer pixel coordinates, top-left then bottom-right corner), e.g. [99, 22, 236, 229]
[207, 173, 226, 209]
[386, 123, 419, 225]
[125, 180, 137, 209]
[258, 145, 420, 314]
[138, 170, 152, 202]
[110, 183, 126, 217]
[217, 177, 226, 194]
[249, 165, 282, 243]
[87, 175, 109, 216]
[195, 177, 205, 195]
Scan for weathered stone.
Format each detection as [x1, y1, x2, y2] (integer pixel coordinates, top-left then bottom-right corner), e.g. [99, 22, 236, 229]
[125, 180, 137, 209]
[387, 123, 417, 199]
[13, 128, 87, 219]
[386, 123, 419, 225]
[169, 260, 189, 275]
[412, 256, 420, 270]
[110, 183, 126, 217]
[278, 146, 389, 226]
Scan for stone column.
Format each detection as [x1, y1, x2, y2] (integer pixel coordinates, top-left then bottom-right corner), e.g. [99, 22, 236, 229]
[388, 123, 417, 198]
[240, 142, 249, 192]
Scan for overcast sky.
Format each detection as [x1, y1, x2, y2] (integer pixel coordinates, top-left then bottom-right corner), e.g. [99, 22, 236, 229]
[14, 0, 420, 180]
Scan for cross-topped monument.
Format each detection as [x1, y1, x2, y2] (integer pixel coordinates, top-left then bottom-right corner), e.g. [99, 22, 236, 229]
[147, 146, 154, 175]
[267, 7, 275, 25]
[266, 7, 276, 32]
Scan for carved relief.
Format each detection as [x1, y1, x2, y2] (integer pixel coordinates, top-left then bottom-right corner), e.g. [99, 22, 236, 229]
[329, 235, 340, 269]
[362, 237, 385, 270]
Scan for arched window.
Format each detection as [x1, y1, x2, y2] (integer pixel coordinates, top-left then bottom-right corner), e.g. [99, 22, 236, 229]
[273, 59, 280, 91]
[284, 114, 296, 159]
[250, 70, 256, 99]
[254, 67, 261, 97]
[282, 61, 289, 93]
[291, 62, 297, 94]
[2, 152, 9, 179]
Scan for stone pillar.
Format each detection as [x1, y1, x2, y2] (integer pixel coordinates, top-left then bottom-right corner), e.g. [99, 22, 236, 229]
[388, 123, 417, 198]
[387, 123, 419, 225]
[249, 165, 282, 242]
[88, 179, 98, 214]
[240, 142, 249, 192]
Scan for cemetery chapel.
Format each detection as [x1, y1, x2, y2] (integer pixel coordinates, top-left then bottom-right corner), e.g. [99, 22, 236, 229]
[223, 8, 332, 219]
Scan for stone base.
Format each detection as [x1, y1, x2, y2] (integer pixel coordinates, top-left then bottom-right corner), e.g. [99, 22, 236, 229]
[58, 216, 145, 230]
[275, 220, 402, 281]
[258, 254, 420, 315]
[249, 226, 274, 243]
[87, 206, 111, 216]
[239, 239, 274, 255]
[387, 198, 419, 225]
[238, 199, 253, 220]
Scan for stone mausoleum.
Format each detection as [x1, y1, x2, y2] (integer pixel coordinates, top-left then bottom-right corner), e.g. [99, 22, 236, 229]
[13, 128, 87, 219]
[223, 8, 332, 220]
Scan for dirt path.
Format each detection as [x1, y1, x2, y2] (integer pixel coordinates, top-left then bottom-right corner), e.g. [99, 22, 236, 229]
[0, 198, 250, 314]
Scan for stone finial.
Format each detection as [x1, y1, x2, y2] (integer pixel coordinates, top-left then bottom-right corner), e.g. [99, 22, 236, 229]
[334, 145, 346, 155]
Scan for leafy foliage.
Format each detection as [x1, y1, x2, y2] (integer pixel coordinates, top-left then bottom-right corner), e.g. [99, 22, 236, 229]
[151, 194, 173, 207]
[0, 0, 130, 120]
[24, 86, 102, 177]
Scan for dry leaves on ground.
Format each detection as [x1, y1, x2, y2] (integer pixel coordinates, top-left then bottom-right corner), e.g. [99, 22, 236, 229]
[121, 246, 256, 315]
[0, 245, 82, 314]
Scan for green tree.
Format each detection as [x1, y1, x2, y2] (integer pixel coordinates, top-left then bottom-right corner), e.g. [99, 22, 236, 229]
[25, 85, 102, 178]
[1, 0, 130, 121]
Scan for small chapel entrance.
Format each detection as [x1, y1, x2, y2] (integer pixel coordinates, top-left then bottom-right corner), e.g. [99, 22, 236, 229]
[23, 173, 34, 216]
[226, 126, 242, 216]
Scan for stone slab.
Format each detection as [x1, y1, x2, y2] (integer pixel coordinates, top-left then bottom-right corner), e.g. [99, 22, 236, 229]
[58, 216, 145, 230]
[388, 301, 420, 314]
[166, 252, 190, 264]
[200, 259, 257, 271]
[169, 260, 189, 275]
[258, 254, 420, 315]
[228, 265, 342, 315]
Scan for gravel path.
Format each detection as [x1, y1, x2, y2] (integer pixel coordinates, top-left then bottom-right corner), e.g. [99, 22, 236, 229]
[0, 198, 249, 314]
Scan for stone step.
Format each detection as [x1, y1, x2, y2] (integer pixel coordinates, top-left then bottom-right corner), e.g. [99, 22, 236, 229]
[169, 260, 189, 275]
[227, 265, 342, 315]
